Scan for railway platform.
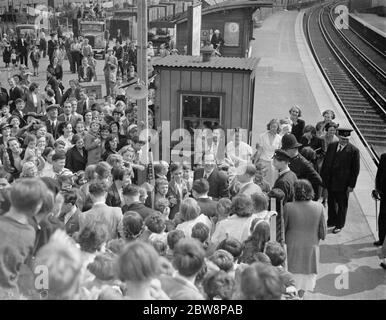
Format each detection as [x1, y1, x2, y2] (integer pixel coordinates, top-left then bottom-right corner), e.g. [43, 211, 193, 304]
[349, 12, 386, 38]
[250, 9, 386, 299]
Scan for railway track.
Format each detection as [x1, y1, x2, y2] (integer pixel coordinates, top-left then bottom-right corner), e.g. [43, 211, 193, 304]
[305, 2, 386, 163]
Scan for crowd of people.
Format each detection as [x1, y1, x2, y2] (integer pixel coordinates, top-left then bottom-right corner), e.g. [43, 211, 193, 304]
[1, 21, 385, 301]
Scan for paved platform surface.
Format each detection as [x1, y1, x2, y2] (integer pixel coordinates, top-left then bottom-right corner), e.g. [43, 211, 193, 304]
[350, 12, 386, 37]
[251, 10, 386, 299]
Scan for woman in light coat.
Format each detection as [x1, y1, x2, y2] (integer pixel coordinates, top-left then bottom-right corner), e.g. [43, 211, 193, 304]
[284, 179, 326, 299]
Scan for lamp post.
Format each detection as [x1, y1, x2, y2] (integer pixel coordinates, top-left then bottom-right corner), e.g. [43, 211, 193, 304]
[136, 0, 149, 184]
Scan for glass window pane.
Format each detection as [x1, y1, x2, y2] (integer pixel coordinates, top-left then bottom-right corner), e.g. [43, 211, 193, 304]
[182, 95, 201, 118]
[202, 96, 220, 119]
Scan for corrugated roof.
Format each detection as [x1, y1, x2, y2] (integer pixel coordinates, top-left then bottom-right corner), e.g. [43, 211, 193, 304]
[150, 0, 273, 25]
[152, 55, 259, 71]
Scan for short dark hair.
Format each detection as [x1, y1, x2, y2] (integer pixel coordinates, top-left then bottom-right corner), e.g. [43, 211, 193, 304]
[240, 262, 283, 300]
[251, 193, 268, 212]
[264, 241, 286, 267]
[10, 178, 46, 214]
[169, 162, 182, 174]
[167, 229, 185, 250]
[173, 238, 205, 277]
[217, 237, 243, 258]
[95, 162, 112, 179]
[294, 179, 314, 201]
[243, 165, 256, 177]
[145, 213, 165, 234]
[303, 124, 316, 136]
[78, 222, 109, 253]
[202, 270, 235, 300]
[111, 167, 125, 181]
[191, 222, 210, 243]
[121, 211, 143, 240]
[88, 181, 108, 197]
[62, 190, 78, 206]
[322, 109, 335, 119]
[52, 152, 66, 162]
[192, 179, 209, 195]
[122, 184, 140, 197]
[208, 249, 234, 272]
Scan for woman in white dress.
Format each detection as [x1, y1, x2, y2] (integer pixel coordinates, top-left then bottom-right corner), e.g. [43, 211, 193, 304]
[254, 119, 282, 187]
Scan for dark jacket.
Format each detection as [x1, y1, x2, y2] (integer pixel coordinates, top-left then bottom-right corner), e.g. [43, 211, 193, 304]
[0, 88, 9, 107]
[320, 142, 360, 192]
[193, 167, 229, 200]
[289, 153, 323, 198]
[17, 38, 28, 54]
[61, 88, 81, 106]
[273, 170, 298, 204]
[9, 86, 24, 113]
[121, 202, 158, 220]
[78, 65, 94, 82]
[291, 119, 305, 143]
[45, 119, 61, 139]
[65, 146, 88, 173]
[376, 153, 386, 196]
[106, 182, 122, 208]
[196, 197, 218, 218]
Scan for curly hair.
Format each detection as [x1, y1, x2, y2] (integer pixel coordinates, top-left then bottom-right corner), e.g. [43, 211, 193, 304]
[202, 270, 235, 300]
[294, 179, 314, 201]
[230, 194, 253, 218]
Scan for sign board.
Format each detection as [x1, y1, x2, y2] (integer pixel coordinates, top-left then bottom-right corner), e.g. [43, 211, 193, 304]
[187, 2, 201, 56]
[224, 22, 240, 47]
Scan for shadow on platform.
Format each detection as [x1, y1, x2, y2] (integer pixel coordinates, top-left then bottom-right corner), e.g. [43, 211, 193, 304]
[313, 266, 386, 297]
[319, 242, 380, 265]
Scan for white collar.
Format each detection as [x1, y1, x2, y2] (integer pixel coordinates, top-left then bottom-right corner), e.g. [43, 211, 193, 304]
[279, 168, 290, 176]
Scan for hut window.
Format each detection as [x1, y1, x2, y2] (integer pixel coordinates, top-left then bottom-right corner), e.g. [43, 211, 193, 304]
[181, 94, 222, 131]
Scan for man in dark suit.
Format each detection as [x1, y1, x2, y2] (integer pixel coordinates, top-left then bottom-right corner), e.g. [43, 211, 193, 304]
[122, 184, 159, 220]
[374, 153, 386, 246]
[8, 77, 24, 113]
[44, 104, 61, 139]
[281, 133, 323, 200]
[192, 178, 218, 218]
[17, 35, 29, 67]
[193, 153, 229, 200]
[58, 101, 82, 127]
[47, 33, 58, 66]
[272, 149, 298, 204]
[321, 128, 360, 234]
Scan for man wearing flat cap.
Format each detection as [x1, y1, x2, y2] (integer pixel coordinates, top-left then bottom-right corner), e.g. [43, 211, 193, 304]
[321, 127, 360, 234]
[281, 133, 323, 200]
[272, 149, 298, 204]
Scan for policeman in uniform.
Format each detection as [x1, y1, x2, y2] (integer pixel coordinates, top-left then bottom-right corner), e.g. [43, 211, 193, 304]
[281, 133, 323, 200]
[320, 128, 360, 234]
[272, 149, 298, 205]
